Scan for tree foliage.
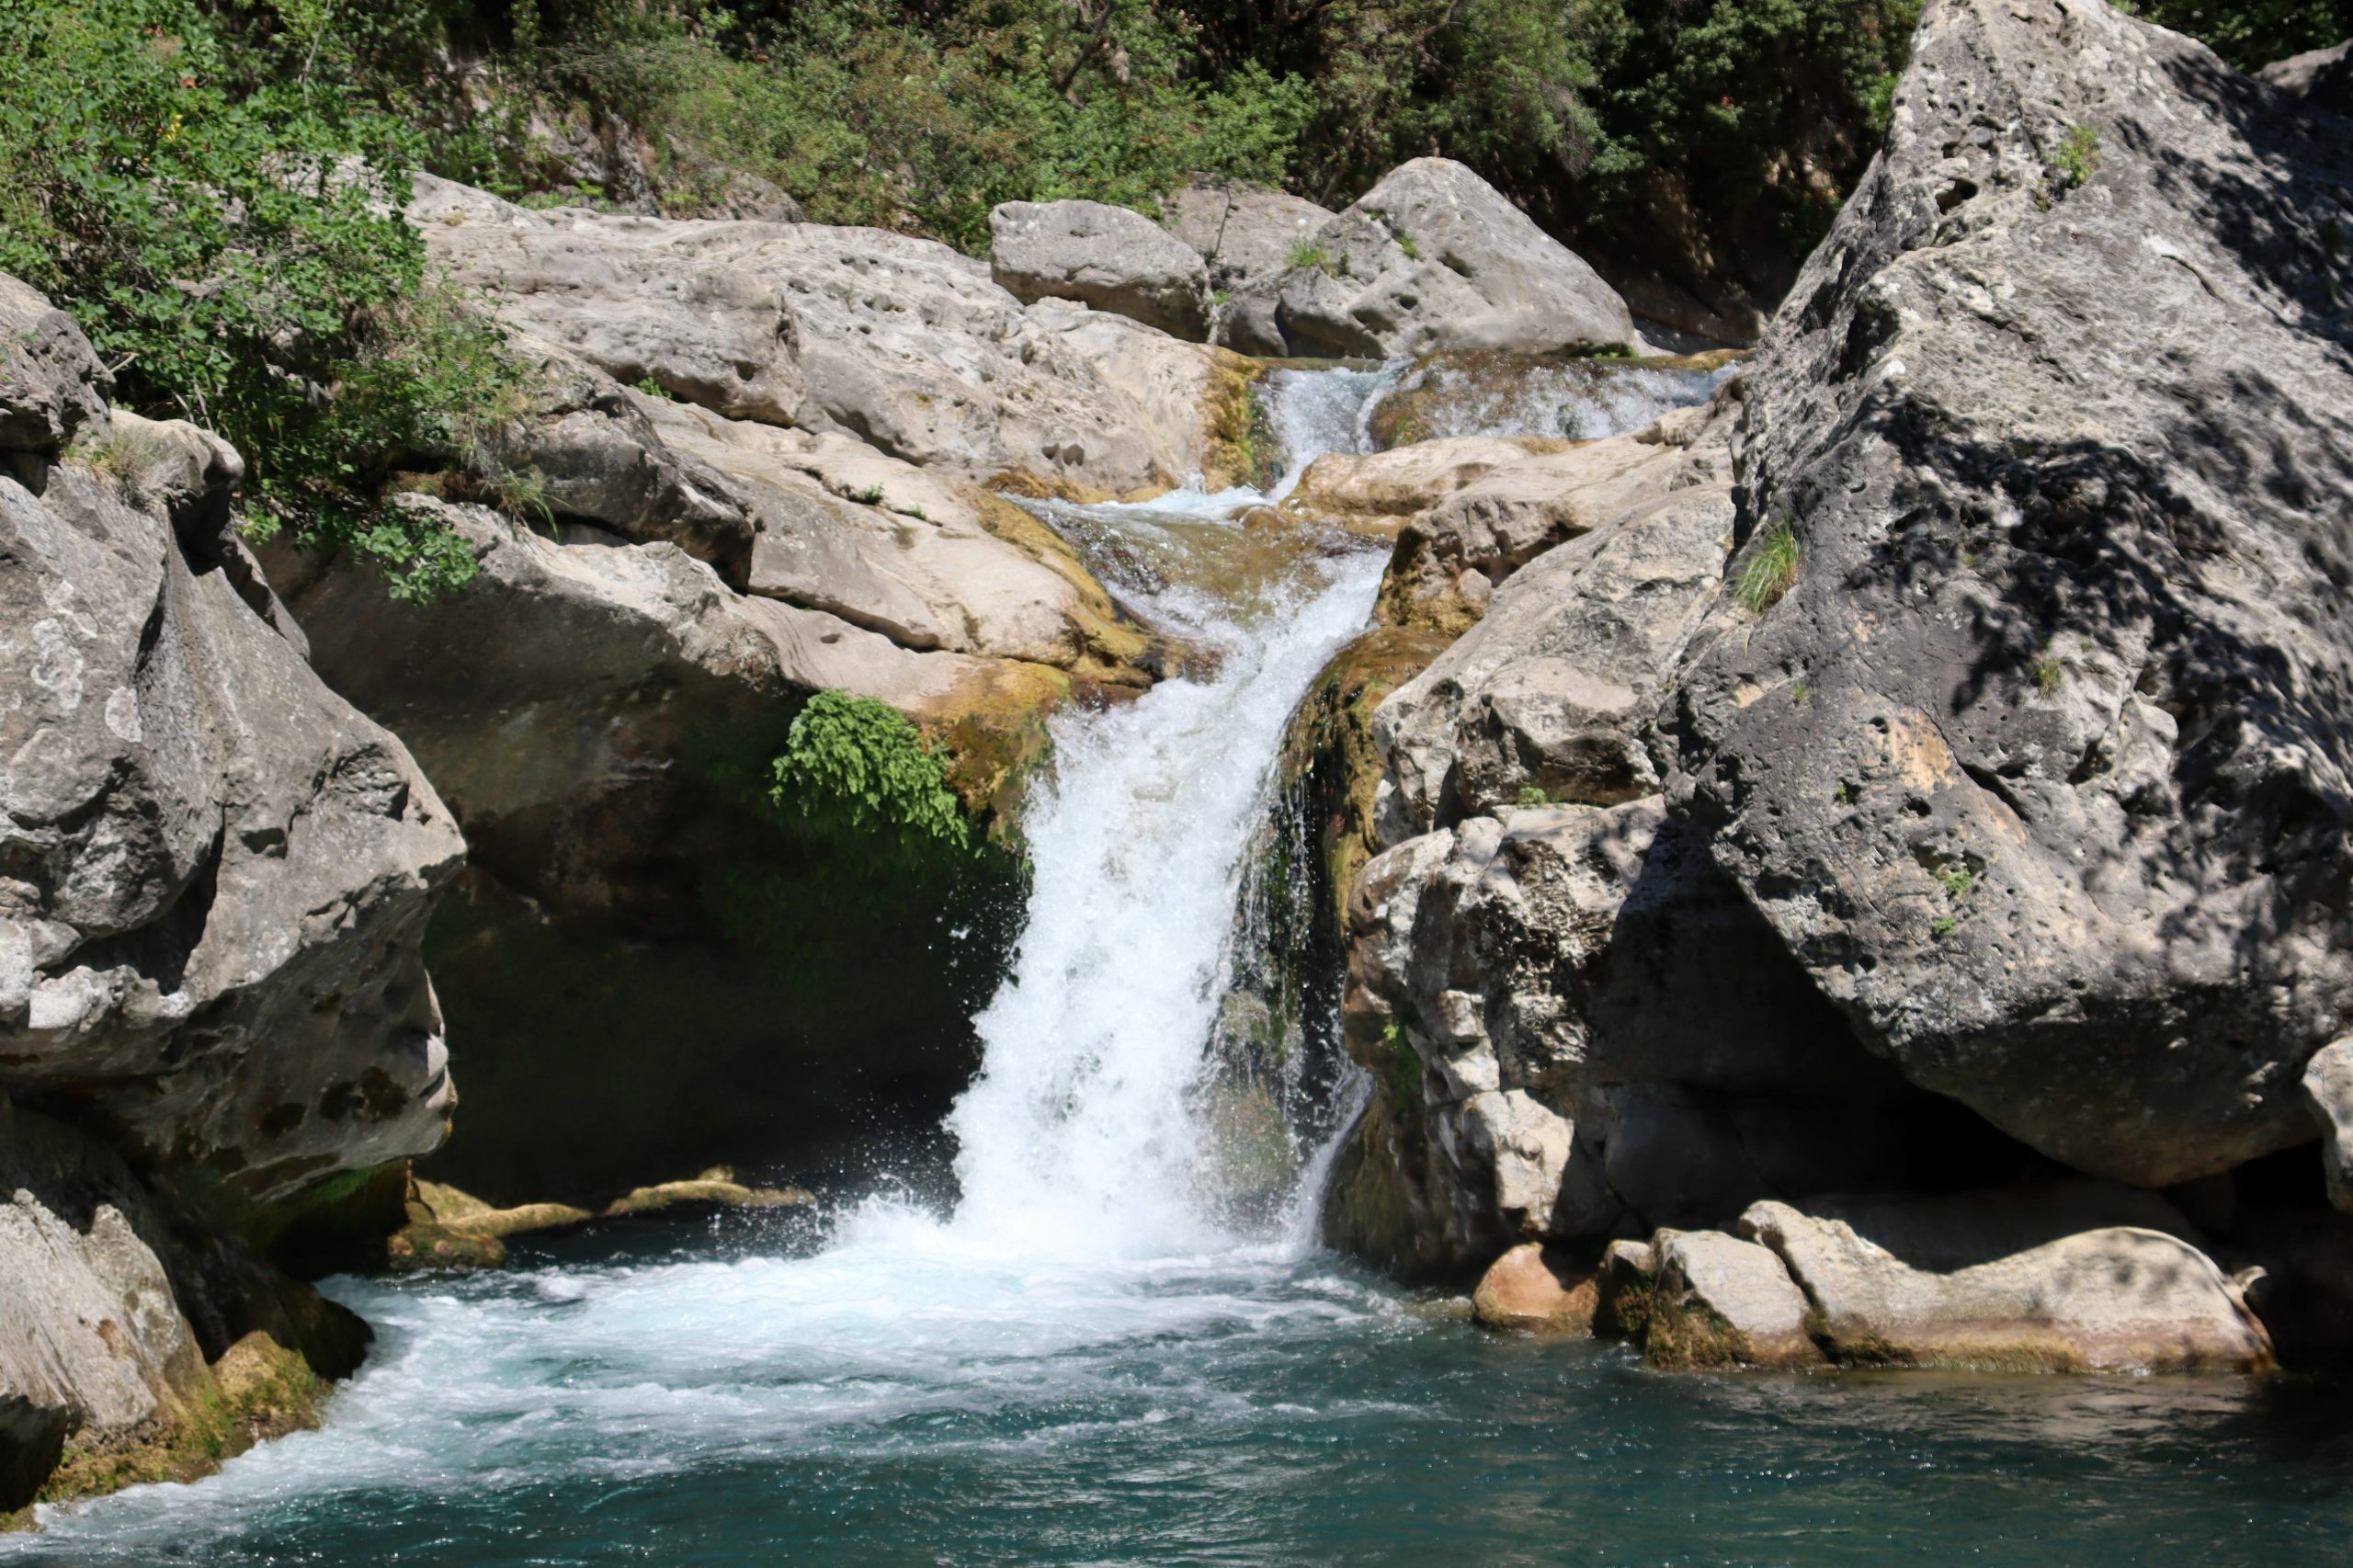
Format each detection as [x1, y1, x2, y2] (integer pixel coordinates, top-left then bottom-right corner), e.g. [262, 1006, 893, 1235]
[0, 0, 532, 597]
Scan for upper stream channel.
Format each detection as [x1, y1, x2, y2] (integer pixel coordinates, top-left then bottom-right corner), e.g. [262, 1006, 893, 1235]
[13, 366, 2349, 1566]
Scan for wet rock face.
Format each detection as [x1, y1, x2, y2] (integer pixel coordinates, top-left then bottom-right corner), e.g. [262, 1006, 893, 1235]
[1269, 159, 1638, 359]
[1667, 0, 2353, 1187]
[0, 289, 464, 1204]
[989, 199, 1214, 343]
[0, 1100, 365, 1510]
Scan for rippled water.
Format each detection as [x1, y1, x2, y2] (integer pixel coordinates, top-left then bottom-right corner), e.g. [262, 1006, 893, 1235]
[17, 363, 2349, 1563]
[16, 1217, 2351, 1565]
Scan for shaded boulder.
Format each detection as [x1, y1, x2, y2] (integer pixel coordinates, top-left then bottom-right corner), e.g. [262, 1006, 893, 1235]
[2300, 1037, 2353, 1213]
[1271, 159, 1636, 359]
[989, 199, 1213, 342]
[260, 498, 1074, 1204]
[2257, 38, 2351, 115]
[1665, 0, 2353, 1187]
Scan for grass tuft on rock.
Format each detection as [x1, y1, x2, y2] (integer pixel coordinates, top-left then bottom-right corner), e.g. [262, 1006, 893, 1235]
[1733, 519, 1800, 613]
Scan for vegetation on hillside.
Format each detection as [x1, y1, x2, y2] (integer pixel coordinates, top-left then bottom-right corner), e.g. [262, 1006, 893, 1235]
[0, 0, 539, 597]
[0, 0, 2331, 592]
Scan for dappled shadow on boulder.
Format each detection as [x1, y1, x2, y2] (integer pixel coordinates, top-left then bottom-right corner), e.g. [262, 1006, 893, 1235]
[1665, 0, 2353, 1189]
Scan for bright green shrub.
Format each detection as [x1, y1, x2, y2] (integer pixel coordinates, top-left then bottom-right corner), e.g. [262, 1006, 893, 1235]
[769, 691, 972, 858]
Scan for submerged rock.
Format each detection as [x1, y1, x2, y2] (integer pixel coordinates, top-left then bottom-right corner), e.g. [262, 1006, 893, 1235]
[1741, 1187, 2274, 1373]
[1643, 1230, 1824, 1370]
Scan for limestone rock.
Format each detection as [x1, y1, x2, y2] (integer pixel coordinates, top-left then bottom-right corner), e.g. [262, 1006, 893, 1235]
[1647, 1230, 1822, 1369]
[1, 303, 465, 1199]
[1742, 1187, 2275, 1372]
[2301, 1037, 2353, 1213]
[1665, 0, 2353, 1187]
[1161, 180, 1336, 353]
[1472, 1243, 1598, 1333]
[1373, 425, 1733, 831]
[413, 176, 804, 424]
[989, 199, 1213, 341]
[1326, 795, 1960, 1275]
[0, 1100, 365, 1508]
[415, 176, 1232, 496]
[261, 499, 1052, 1202]
[0, 274, 109, 455]
[1285, 437, 1567, 530]
[1270, 159, 1636, 359]
[1164, 180, 1336, 294]
[494, 335, 759, 584]
[2258, 38, 2351, 114]
[639, 395, 1149, 671]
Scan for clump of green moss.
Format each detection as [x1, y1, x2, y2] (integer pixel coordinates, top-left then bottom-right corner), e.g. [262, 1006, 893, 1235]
[36, 1335, 325, 1508]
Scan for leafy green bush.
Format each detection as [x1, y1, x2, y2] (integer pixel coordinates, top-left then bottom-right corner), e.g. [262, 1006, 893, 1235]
[2123, 0, 2346, 70]
[769, 690, 973, 859]
[0, 0, 529, 597]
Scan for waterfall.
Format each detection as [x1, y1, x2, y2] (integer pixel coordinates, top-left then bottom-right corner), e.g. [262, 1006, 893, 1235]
[929, 368, 1393, 1256]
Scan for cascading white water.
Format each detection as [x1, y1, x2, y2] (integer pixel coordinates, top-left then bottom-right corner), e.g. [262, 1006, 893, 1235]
[941, 551, 1384, 1256]
[865, 364, 1394, 1256]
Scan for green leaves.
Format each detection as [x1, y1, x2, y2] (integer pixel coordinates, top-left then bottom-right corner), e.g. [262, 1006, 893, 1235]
[0, 0, 524, 597]
[770, 691, 974, 860]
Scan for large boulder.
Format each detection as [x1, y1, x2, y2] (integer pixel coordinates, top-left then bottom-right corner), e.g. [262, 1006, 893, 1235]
[1269, 160, 1636, 359]
[1, 351, 464, 1202]
[1163, 179, 1336, 292]
[1160, 180, 1337, 355]
[988, 199, 1213, 342]
[1665, 0, 2353, 1187]
[1741, 1187, 2275, 1371]
[0, 280, 436, 1505]
[415, 176, 1240, 497]
[2257, 38, 2351, 115]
